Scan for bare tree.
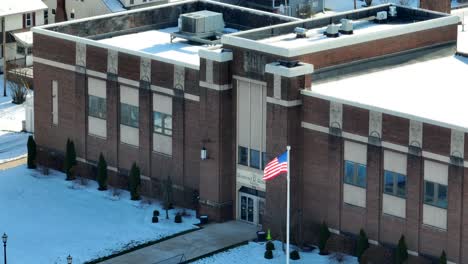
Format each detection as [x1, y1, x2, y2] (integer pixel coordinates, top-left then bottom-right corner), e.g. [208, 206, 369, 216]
[8, 69, 30, 104]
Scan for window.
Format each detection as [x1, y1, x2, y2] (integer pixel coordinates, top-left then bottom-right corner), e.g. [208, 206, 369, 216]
[25, 13, 32, 27]
[88, 95, 106, 119]
[384, 171, 406, 198]
[153, 112, 172, 136]
[238, 146, 248, 166]
[44, 10, 48, 24]
[52, 9, 56, 15]
[130, 0, 134, 4]
[52, 80, 58, 125]
[344, 160, 367, 188]
[27, 48, 32, 55]
[16, 45, 25, 55]
[262, 152, 268, 170]
[424, 181, 448, 209]
[120, 103, 139, 128]
[250, 149, 260, 169]
[70, 12, 75, 19]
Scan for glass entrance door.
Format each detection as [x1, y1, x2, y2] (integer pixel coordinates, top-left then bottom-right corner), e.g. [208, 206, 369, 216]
[240, 195, 255, 222]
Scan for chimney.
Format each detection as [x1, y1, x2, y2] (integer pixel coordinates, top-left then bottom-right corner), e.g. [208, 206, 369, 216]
[55, 0, 68, 22]
[419, 0, 451, 13]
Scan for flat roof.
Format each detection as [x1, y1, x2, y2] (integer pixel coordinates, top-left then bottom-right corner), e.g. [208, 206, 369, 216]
[303, 55, 468, 132]
[0, 0, 47, 17]
[97, 27, 222, 67]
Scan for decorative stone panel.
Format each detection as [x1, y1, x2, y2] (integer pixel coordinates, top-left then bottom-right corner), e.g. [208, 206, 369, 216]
[329, 102, 343, 129]
[76, 42, 86, 67]
[140, 57, 151, 83]
[107, 49, 118, 74]
[273, 74, 281, 99]
[369, 111, 382, 138]
[174, 65, 185, 90]
[450, 129, 464, 159]
[206, 60, 213, 83]
[409, 120, 423, 148]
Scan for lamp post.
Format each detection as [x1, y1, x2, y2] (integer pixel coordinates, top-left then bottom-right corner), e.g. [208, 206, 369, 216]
[67, 255, 72, 264]
[2, 233, 7, 264]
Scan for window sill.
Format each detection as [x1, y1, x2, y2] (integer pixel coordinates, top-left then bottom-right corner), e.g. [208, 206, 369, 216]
[120, 142, 139, 149]
[343, 182, 366, 189]
[152, 150, 172, 158]
[88, 133, 107, 141]
[383, 192, 406, 200]
[423, 202, 447, 210]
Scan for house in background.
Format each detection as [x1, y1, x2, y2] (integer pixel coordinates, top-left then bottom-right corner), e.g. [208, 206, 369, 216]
[217, 0, 324, 18]
[0, 0, 48, 74]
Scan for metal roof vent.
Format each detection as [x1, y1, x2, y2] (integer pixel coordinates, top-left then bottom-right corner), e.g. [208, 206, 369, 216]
[339, 19, 353, 35]
[278, 60, 300, 68]
[389, 6, 397, 17]
[375, 11, 388, 24]
[294, 27, 307, 38]
[324, 24, 340, 38]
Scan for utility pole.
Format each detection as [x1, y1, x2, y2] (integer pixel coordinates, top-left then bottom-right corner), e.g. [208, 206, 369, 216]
[2, 16, 6, 97]
[354, 0, 357, 10]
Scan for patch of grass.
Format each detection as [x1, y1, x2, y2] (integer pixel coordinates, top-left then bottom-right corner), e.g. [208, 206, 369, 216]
[84, 227, 200, 264]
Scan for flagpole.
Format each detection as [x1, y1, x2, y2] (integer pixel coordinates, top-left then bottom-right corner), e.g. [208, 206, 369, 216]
[286, 145, 291, 264]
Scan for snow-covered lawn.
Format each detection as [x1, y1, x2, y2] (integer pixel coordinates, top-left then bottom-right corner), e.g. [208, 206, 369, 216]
[0, 165, 199, 263]
[193, 241, 358, 264]
[0, 75, 29, 163]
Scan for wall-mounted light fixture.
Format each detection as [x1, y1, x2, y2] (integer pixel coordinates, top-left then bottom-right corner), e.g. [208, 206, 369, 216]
[201, 147, 208, 160]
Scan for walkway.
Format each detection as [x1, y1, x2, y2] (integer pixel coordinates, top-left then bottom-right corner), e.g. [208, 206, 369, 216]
[99, 221, 258, 264]
[0, 157, 26, 170]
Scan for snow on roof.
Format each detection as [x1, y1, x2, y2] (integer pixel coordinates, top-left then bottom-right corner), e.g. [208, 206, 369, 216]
[325, 0, 418, 12]
[258, 20, 405, 49]
[12, 31, 33, 46]
[306, 55, 468, 132]
[0, 0, 48, 17]
[102, 0, 126, 13]
[96, 27, 212, 67]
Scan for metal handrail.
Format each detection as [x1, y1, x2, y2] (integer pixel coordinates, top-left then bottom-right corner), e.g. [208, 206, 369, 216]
[153, 253, 186, 264]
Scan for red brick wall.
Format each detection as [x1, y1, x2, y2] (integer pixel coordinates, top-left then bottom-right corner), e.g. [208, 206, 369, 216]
[423, 123, 451, 157]
[118, 53, 140, 81]
[343, 105, 369, 137]
[382, 114, 409, 146]
[86, 46, 107, 73]
[420, 0, 451, 13]
[302, 96, 329, 127]
[33, 34, 75, 66]
[295, 25, 457, 70]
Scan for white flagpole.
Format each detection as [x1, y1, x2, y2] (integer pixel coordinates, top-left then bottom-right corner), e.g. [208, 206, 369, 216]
[286, 145, 291, 264]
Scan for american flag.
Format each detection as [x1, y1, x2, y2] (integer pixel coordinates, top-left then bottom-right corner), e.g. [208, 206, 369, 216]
[263, 151, 288, 181]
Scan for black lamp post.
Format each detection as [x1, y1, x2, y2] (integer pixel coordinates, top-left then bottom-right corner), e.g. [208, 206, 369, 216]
[67, 255, 72, 264]
[2, 233, 7, 264]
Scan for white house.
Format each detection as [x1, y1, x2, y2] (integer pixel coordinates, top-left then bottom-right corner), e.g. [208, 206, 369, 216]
[0, 0, 48, 73]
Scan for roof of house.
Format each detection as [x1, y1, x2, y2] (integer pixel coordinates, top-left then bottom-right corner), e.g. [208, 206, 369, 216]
[303, 54, 468, 132]
[102, 0, 126, 13]
[0, 0, 48, 17]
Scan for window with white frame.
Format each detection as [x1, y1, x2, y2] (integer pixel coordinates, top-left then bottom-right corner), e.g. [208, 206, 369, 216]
[25, 13, 32, 27]
[343, 140, 367, 208]
[153, 112, 172, 136]
[44, 10, 49, 24]
[424, 181, 448, 209]
[153, 93, 172, 155]
[89, 95, 106, 119]
[344, 161, 367, 188]
[384, 171, 406, 198]
[121, 103, 139, 128]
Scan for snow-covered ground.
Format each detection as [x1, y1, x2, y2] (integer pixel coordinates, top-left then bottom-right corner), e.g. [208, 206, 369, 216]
[0, 75, 29, 163]
[193, 241, 358, 264]
[0, 165, 199, 263]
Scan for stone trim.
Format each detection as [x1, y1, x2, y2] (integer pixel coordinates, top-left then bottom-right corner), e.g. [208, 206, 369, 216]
[265, 62, 314, 77]
[232, 75, 266, 86]
[199, 81, 232, 91]
[199, 48, 233, 62]
[76, 42, 86, 67]
[266, 97, 301, 107]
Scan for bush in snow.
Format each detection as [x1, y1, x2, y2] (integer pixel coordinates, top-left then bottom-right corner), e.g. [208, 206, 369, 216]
[153, 210, 160, 217]
[266, 241, 275, 251]
[264, 249, 273, 259]
[97, 153, 108, 191]
[395, 235, 408, 264]
[129, 163, 141, 200]
[174, 213, 182, 223]
[64, 139, 77, 181]
[9, 72, 29, 104]
[27, 136, 36, 169]
[329, 252, 346, 263]
[290, 250, 300, 260]
[318, 221, 331, 255]
[163, 176, 173, 219]
[152, 216, 159, 223]
[356, 229, 369, 262]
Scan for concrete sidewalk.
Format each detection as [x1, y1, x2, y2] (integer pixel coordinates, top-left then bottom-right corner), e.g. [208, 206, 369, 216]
[99, 221, 258, 264]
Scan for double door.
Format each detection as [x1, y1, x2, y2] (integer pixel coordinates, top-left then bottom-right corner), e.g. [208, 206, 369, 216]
[239, 192, 265, 225]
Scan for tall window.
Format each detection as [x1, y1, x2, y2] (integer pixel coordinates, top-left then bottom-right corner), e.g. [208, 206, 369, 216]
[237, 147, 267, 170]
[120, 103, 139, 128]
[424, 181, 448, 209]
[25, 13, 32, 27]
[238, 146, 248, 166]
[89, 95, 106, 119]
[153, 112, 172, 136]
[384, 171, 406, 198]
[250, 149, 260, 169]
[130, 0, 134, 4]
[44, 10, 49, 24]
[344, 160, 366, 188]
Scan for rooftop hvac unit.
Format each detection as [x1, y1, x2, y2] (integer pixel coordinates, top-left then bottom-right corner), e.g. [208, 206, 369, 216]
[375, 11, 388, 23]
[389, 6, 397, 17]
[339, 19, 353, 35]
[324, 24, 340, 38]
[294, 27, 307, 38]
[180, 11, 225, 35]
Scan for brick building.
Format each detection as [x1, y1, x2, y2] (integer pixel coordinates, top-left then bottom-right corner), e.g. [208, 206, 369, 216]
[32, 0, 467, 262]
